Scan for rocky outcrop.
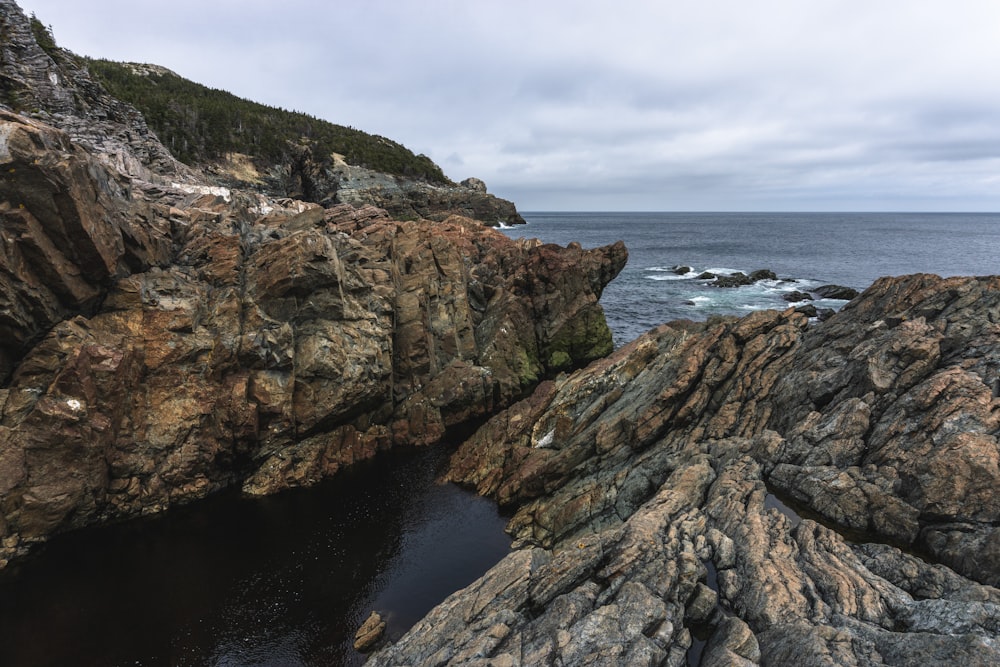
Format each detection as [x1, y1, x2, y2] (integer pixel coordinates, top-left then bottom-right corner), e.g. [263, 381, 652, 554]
[0, 0, 620, 567]
[368, 273, 1000, 665]
[0, 110, 172, 379]
[327, 162, 524, 226]
[0, 108, 625, 567]
[0, 0, 194, 182]
[241, 146, 526, 226]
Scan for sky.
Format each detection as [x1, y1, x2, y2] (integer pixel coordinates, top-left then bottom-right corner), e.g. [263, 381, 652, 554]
[16, 0, 1000, 211]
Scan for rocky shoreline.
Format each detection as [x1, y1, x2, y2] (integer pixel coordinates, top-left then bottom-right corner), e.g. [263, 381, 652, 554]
[366, 273, 1000, 666]
[0, 107, 625, 567]
[2, 1, 999, 664]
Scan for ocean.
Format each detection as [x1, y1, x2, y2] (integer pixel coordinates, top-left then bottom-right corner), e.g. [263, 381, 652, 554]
[506, 211, 1000, 345]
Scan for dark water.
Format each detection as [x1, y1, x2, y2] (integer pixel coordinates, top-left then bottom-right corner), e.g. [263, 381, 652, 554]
[507, 212, 1000, 344]
[0, 445, 511, 667]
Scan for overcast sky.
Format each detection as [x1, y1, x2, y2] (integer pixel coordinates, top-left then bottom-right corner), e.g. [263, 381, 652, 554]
[17, 0, 1000, 211]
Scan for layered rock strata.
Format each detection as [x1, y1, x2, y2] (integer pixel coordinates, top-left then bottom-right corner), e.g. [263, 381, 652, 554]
[369, 273, 1000, 666]
[0, 109, 626, 567]
[0, 0, 194, 182]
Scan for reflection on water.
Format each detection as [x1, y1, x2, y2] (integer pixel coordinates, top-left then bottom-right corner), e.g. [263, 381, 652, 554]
[0, 443, 511, 667]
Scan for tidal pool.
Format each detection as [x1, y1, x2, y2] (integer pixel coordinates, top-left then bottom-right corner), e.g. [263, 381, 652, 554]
[0, 443, 511, 666]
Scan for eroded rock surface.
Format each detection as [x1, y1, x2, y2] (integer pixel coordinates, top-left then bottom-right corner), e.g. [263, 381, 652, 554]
[0, 108, 625, 566]
[369, 274, 1000, 666]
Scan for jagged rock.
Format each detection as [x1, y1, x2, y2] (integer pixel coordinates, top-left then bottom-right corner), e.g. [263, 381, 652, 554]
[0, 0, 194, 182]
[0, 104, 625, 564]
[370, 273, 1000, 665]
[784, 290, 813, 302]
[0, 110, 172, 379]
[812, 284, 860, 300]
[355, 611, 387, 652]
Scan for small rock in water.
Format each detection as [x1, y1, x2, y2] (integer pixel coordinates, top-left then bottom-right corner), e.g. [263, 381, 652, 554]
[671, 265, 692, 275]
[812, 284, 860, 300]
[749, 269, 778, 282]
[784, 290, 813, 303]
[354, 610, 387, 652]
[712, 272, 752, 288]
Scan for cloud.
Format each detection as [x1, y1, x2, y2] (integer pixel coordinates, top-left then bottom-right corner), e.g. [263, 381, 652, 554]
[18, 0, 1000, 210]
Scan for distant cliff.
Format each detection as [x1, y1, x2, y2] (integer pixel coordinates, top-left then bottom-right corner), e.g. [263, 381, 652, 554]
[86, 59, 526, 225]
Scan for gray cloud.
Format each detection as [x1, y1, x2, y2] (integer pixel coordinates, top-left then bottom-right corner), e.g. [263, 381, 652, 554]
[18, 0, 1000, 211]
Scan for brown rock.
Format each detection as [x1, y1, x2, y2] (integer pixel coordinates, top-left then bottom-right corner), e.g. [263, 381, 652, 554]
[354, 611, 387, 652]
[0, 107, 626, 564]
[380, 273, 1000, 665]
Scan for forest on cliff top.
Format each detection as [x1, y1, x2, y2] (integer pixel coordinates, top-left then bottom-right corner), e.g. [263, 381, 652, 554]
[85, 57, 451, 185]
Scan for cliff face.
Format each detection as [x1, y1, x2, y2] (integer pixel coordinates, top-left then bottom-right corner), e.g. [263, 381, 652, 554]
[369, 274, 1000, 666]
[0, 108, 624, 566]
[0, 0, 625, 567]
[212, 138, 527, 226]
[0, 2, 193, 181]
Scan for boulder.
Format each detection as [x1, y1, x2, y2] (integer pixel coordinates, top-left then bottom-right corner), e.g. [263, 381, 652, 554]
[783, 290, 813, 302]
[812, 284, 860, 300]
[354, 611, 387, 652]
[461, 177, 488, 193]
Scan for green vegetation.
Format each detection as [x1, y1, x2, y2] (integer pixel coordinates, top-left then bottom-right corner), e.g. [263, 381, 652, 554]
[28, 13, 57, 56]
[544, 309, 614, 371]
[85, 59, 450, 184]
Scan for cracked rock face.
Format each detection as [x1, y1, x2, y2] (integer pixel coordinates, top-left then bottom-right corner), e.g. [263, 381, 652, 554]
[0, 0, 194, 182]
[369, 274, 1000, 666]
[0, 109, 626, 567]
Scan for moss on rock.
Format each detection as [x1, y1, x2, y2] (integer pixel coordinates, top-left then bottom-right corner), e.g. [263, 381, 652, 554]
[544, 306, 614, 372]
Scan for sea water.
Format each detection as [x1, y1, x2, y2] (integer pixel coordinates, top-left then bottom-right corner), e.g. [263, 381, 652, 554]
[508, 212, 1000, 344]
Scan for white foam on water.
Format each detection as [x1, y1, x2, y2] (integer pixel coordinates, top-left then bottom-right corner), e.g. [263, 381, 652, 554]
[702, 267, 746, 277]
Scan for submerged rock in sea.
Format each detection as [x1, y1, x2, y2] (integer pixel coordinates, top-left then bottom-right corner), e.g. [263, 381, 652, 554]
[368, 273, 1000, 666]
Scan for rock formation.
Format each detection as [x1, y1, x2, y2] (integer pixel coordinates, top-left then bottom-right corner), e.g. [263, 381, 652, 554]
[0, 107, 625, 566]
[0, 2, 194, 182]
[0, 0, 625, 566]
[4, 2, 1000, 664]
[239, 143, 527, 226]
[368, 273, 1000, 666]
